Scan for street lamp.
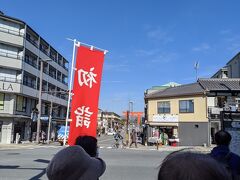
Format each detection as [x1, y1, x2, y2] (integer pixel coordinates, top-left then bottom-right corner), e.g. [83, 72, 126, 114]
[36, 58, 52, 143]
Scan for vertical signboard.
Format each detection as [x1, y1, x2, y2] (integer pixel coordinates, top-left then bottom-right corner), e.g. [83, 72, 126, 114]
[68, 45, 105, 145]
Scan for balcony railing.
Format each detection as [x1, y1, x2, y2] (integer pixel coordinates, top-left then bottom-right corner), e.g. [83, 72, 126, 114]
[208, 106, 223, 119]
[23, 80, 36, 89]
[24, 58, 38, 68]
[0, 76, 21, 83]
[26, 35, 38, 48]
[40, 45, 49, 56]
[0, 26, 24, 37]
[0, 51, 22, 60]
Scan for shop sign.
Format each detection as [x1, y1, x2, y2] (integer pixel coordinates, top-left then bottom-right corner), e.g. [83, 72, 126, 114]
[152, 114, 179, 122]
[40, 116, 49, 121]
[0, 82, 14, 91]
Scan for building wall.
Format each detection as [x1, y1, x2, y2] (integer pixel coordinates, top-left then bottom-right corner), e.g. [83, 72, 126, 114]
[148, 95, 208, 122]
[0, 93, 15, 114]
[207, 97, 215, 107]
[178, 122, 208, 146]
[0, 118, 13, 144]
[228, 55, 240, 78]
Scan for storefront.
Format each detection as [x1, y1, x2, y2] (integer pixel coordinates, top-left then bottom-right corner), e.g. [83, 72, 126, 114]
[0, 115, 31, 144]
[147, 114, 179, 145]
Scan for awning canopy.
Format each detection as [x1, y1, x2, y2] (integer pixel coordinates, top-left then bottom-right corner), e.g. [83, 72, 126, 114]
[147, 122, 178, 127]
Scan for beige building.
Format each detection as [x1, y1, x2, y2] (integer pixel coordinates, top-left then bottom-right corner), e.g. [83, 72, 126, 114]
[145, 79, 240, 146]
[97, 109, 121, 134]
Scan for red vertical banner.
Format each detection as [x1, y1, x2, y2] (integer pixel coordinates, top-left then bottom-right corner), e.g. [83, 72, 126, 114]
[68, 45, 105, 145]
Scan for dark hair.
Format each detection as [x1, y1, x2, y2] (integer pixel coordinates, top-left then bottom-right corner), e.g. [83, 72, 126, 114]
[158, 151, 231, 180]
[75, 136, 97, 157]
[215, 130, 232, 146]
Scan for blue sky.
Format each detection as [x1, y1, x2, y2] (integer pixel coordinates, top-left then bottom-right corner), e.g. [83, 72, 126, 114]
[1, 1, 240, 115]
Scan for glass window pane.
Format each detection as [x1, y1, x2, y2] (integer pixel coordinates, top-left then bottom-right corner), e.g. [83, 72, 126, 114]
[179, 100, 194, 113]
[158, 101, 170, 114]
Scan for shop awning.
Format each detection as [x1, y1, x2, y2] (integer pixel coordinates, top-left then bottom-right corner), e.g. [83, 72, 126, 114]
[147, 122, 178, 127]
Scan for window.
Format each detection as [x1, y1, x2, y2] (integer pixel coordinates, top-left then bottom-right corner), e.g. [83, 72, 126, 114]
[0, 93, 5, 110]
[16, 96, 27, 112]
[179, 100, 194, 113]
[157, 101, 170, 114]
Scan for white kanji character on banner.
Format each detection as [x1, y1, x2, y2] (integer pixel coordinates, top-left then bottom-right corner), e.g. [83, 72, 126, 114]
[74, 106, 93, 128]
[78, 67, 97, 88]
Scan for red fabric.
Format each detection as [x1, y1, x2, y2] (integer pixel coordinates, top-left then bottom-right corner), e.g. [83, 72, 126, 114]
[68, 46, 104, 145]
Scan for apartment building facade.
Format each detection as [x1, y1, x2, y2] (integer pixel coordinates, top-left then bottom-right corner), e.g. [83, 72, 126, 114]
[0, 12, 68, 144]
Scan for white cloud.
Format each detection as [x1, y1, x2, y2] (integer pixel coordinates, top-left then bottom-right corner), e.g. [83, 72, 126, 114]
[102, 80, 126, 84]
[150, 52, 177, 63]
[146, 26, 174, 43]
[223, 35, 240, 54]
[219, 29, 232, 35]
[135, 48, 177, 63]
[135, 49, 160, 57]
[103, 63, 129, 72]
[192, 43, 210, 51]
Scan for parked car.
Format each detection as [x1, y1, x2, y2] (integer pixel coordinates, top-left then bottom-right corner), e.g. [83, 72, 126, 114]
[106, 129, 116, 135]
[57, 126, 69, 146]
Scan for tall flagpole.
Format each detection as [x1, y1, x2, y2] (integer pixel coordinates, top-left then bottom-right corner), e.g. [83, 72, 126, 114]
[64, 39, 77, 146]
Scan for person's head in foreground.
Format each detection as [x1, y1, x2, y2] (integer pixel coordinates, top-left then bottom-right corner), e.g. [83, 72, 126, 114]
[75, 135, 98, 157]
[158, 151, 231, 180]
[46, 145, 106, 180]
[214, 130, 231, 146]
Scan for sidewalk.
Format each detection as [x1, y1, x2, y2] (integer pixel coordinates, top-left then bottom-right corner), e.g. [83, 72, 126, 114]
[121, 143, 214, 153]
[0, 141, 61, 150]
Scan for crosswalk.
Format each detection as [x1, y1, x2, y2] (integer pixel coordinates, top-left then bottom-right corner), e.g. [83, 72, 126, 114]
[99, 146, 157, 151]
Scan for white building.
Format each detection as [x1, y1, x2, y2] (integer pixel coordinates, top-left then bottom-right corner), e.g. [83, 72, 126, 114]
[212, 52, 240, 79]
[0, 12, 68, 144]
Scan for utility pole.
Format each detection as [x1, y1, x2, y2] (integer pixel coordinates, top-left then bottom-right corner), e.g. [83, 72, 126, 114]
[126, 110, 129, 145]
[36, 58, 52, 144]
[36, 60, 43, 143]
[47, 94, 53, 144]
[128, 101, 133, 143]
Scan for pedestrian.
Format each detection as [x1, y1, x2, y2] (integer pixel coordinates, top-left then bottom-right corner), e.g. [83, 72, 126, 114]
[158, 151, 231, 180]
[41, 130, 46, 144]
[210, 130, 240, 179]
[113, 130, 123, 148]
[46, 145, 106, 180]
[129, 129, 137, 148]
[51, 131, 55, 142]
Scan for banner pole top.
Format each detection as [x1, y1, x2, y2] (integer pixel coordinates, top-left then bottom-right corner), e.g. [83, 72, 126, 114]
[66, 38, 108, 54]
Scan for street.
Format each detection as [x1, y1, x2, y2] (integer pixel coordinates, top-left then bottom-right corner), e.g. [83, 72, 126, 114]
[0, 135, 173, 180]
[0, 135, 212, 180]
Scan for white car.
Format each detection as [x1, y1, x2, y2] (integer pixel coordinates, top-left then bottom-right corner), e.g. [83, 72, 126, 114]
[107, 131, 116, 135]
